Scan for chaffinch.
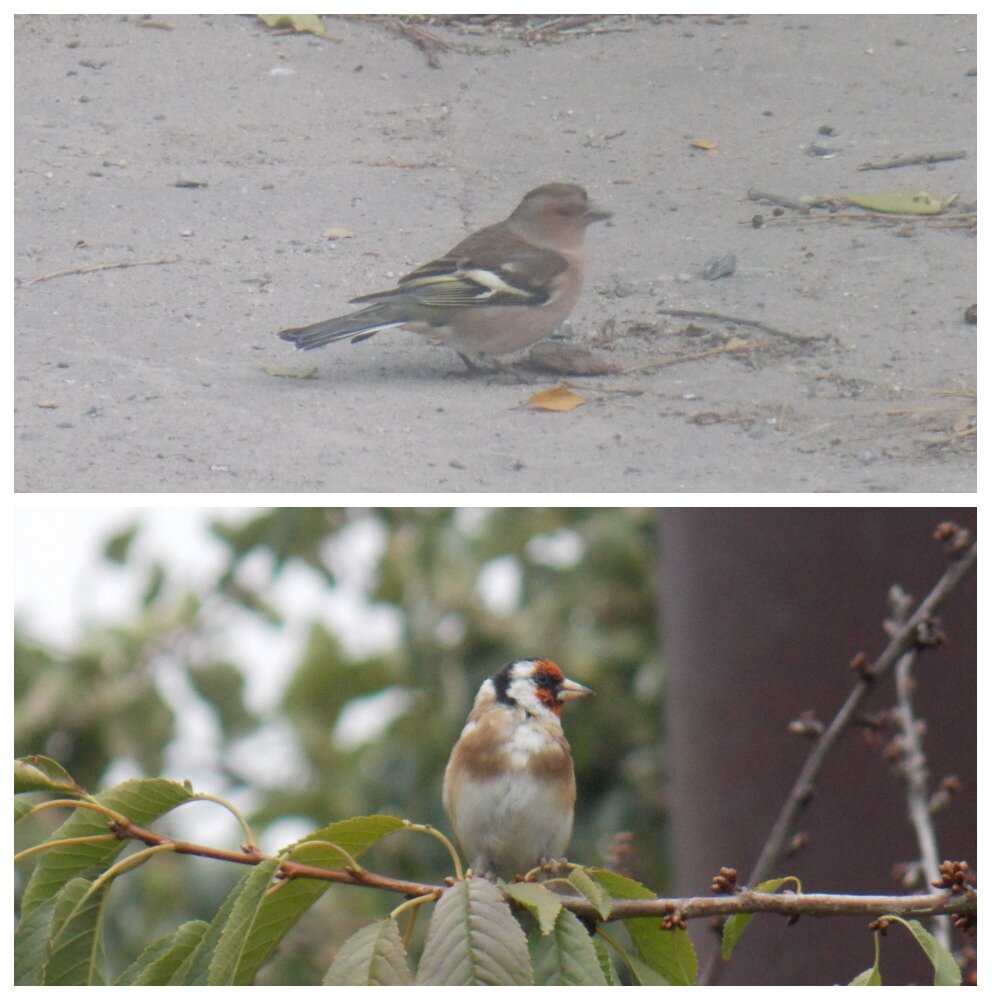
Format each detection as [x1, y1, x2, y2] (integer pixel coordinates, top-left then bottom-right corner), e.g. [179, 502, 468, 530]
[277, 182, 611, 371]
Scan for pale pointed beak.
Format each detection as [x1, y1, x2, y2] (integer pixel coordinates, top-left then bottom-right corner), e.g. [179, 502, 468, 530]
[558, 677, 593, 701]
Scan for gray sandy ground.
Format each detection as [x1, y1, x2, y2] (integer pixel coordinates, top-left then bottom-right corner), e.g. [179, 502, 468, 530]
[15, 14, 976, 493]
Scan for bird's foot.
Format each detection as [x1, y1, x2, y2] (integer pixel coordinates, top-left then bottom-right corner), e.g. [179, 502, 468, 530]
[447, 353, 539, 382]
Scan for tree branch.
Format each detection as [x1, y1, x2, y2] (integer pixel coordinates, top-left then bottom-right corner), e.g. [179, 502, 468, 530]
[697, 531, 975, 984]
[748, 538, 975, 890]
[888, 586, 951, 949]
[107, 818, 974, 923]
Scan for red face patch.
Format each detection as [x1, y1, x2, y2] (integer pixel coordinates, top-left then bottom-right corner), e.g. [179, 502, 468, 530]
[532, 660, 566, 714]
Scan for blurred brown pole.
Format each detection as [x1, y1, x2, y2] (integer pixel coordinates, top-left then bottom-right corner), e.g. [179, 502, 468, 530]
[657, 508, 976, 985]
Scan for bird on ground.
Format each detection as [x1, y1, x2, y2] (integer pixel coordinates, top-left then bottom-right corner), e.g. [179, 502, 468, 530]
[277, 183, 611, 372]
[442, 658, 592, 878]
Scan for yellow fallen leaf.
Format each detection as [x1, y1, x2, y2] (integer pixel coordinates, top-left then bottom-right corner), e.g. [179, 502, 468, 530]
[258, 14, 326, 37]
[323, 228, 354, 239]
[844, 190, 950, 215]
[527, 386, 586, 412]
[262, 365, 318, 379]
[691, 138, 718, 150]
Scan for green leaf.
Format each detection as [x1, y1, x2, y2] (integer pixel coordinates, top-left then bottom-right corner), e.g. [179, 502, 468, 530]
[14, 755, 83, 795]
[206, 857, 282, 984]
[258, 14, 326, 37]
[14, 896, 56, 984]
[323, 917, 412, 985]
[529, 908, 607, 985]
[229, 818, 407, 985]
[169, 865, 254, 984]
[15, 797, 36, 823]
[627, 953, 672, 985]
[140, 562, 167, 608]
[845, 190, 949, 215]
[20, 778, 196, 917]
[43, 877, 108, 984]
[568, 866, 614, 919]
[593, 935, 622, 985]
[721, 875, 798, 960]
[588, 868, 697, 986]
[416, 877, 532, 985]
[896, 918, 961, 986]
[115, 920, 209, 985]
[287, 814, 407, 861]
[849, 965, 882, 985]
[102, 523, 139, 564]
[499, 879, 563, 935]
[186, 661, 259, 738]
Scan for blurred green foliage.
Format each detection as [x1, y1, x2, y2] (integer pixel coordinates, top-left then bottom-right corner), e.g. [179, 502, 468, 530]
[15, 507, 665, 983]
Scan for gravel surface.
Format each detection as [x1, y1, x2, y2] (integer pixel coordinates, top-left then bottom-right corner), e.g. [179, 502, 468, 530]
[15, 14, 976, 492]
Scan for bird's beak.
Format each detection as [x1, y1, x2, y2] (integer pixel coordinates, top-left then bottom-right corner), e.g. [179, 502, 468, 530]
[585, 204, 612, 225]
[558, 677, 593, 701]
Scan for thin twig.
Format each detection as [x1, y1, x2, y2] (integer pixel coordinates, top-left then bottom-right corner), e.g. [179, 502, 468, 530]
[747, 188, 811, 212]
[858, 150, 966, 171]
[346, 15, 457, 67]
[888, 587, 951, 950]
[656, 307, 826, 345]
[699, 535, 976, 984]
[623, 340, 760, 375]
[20, 257, 180, 287]
[752, 211, 976, 228]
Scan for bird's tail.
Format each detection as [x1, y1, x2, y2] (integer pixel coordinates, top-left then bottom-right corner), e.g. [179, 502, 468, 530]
[277, 304, 407, 351]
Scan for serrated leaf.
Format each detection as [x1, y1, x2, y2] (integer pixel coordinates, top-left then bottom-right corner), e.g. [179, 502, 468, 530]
[416, 877, 532, 985]
[205, 857, 282, 984]
[258, 13, 326, 36]
[21, 778, 196, 917]
[169, 866, 252, 984]
[569, 866, 614, 920]
[898, 918, 961, 986]
[324, 917, 412, 985]
[14, 755, 83, 795]
[849, 965, 882, 985]
[588, 868, 697, 985]
[14, 896, 56, 984]
[529, 908, 607, 985]
[721, 875, 798, 960]
[499, 879, 563, 935]
[115, 920, 209, 985]
[627, 953, 672, 985]
[287, 814, 407, 861]
[230, 819, 407, 985]
[845, 190, 949, 215]
[594, 935, 621, 985]
[43, 877, 108, 984]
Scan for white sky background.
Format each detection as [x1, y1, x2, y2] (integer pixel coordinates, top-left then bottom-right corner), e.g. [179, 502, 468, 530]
[13, 506, 541, 850]
[13, 506, 406, 849]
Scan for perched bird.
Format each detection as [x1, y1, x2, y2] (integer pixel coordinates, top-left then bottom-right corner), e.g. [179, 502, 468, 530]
[278, 183, 611, 371]
[443, 659, 592, 878]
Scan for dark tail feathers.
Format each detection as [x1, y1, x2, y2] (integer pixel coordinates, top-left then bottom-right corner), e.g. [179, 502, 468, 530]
[278, 304, 405, 351]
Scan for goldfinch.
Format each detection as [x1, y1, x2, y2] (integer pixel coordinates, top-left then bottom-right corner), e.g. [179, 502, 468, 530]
[278, 183, 610, 371]
[443, 659, 592, 878]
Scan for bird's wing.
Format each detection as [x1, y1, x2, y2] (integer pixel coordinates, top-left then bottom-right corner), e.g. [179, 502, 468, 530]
[350, 223, 568, 309]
